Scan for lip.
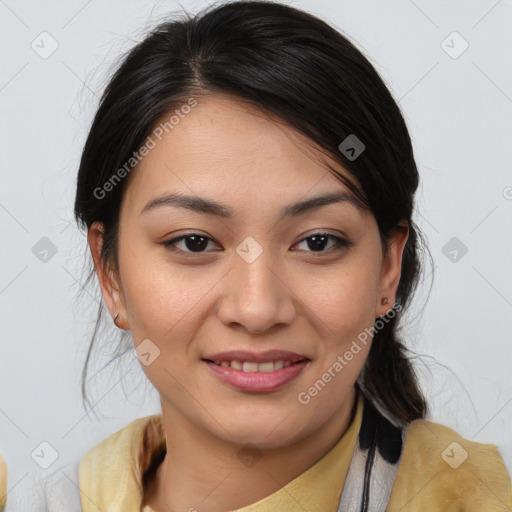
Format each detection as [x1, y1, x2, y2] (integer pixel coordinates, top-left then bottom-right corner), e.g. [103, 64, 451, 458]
[203, 359, 310, 392]
[202, 349, 308, 364]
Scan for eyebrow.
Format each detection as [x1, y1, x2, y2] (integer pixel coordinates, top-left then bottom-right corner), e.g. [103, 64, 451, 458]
[140, 191, 365, 220]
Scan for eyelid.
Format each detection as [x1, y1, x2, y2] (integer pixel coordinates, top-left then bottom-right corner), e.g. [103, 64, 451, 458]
[161, 232, 221, 253]
[161, 230, 353, 255]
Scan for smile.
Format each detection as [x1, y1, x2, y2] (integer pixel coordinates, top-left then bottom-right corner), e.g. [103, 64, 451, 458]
[202, 358, 310, 392]
[204, 359, 306, 372]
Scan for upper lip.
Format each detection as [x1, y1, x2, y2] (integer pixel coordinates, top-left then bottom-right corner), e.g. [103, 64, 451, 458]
[202, 350, 309, 363]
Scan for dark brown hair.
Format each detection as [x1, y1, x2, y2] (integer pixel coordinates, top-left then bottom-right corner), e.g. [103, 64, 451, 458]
[74, 0, 432, 423]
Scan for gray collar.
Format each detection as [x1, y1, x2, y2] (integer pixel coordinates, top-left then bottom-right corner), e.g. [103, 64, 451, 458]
[337, 394, 409, 512]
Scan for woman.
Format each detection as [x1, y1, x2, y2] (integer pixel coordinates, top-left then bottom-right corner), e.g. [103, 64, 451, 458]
[70, 1, 511, 511]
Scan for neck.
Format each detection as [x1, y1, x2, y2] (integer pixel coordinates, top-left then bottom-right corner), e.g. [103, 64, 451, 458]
[143, 387, 357, 512]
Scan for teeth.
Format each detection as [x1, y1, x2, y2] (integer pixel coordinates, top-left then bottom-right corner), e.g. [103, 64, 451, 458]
[243, 361, 259, 372]
[211, 359, 301, 371]
[257, 361, 275, 373]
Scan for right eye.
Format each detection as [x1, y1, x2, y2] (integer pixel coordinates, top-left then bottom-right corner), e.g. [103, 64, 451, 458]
[161, 233, 221, 254]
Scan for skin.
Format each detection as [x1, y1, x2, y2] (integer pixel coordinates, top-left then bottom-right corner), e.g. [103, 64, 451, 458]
[88, 93, 409, 512]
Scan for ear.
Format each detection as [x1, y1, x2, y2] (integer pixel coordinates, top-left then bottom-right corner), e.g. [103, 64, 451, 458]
[376, 220, 409, 317]
[87, 221, 129, 330]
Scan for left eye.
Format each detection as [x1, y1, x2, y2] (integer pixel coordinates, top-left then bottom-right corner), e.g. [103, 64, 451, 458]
[162, 232, 351, 254]
[293, 233, 350, 253]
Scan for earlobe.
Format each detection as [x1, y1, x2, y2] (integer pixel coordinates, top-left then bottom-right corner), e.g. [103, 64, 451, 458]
[87, 222, 128, 329]
[377, 222, 409, 317]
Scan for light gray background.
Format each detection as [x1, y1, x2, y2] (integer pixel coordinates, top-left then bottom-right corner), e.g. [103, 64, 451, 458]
[1, 0, 511, 504]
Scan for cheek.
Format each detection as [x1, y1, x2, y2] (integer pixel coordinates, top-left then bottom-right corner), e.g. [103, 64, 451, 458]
[118, 247, 217, 342]
[119, 223, 381, 343]
[303, 266, 379, 347]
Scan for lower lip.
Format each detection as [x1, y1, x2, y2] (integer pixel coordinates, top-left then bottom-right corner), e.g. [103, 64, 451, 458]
[203, 360, 309, 392]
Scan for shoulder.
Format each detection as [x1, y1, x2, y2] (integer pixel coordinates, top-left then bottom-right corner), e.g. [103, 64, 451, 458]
[79, 414, 163, 470]
[78, 415, 164, 506]
[388, 418, 512, 511]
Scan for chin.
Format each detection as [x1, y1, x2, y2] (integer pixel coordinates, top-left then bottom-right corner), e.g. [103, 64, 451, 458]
[214, 419, 307, 451]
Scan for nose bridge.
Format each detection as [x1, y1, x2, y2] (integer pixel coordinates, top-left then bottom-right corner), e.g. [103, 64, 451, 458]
[218, 235, 294, 331]
[234, 234, 281, 300]
[238, 240, 275, 287]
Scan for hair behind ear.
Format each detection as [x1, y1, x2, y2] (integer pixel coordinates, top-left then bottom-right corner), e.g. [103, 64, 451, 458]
[357, 222, 431, 423]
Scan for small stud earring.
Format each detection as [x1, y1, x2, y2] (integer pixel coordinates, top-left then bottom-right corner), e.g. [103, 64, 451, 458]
[376, 297, 390, 319]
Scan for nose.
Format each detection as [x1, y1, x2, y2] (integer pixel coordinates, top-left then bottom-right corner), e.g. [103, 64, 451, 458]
[216, 246, 296, 335]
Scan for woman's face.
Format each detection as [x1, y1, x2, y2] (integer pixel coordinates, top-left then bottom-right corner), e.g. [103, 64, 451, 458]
[90, 93, 408, 449]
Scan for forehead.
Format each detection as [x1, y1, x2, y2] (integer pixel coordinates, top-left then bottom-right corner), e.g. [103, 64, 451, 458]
[122, 94, 364, 217]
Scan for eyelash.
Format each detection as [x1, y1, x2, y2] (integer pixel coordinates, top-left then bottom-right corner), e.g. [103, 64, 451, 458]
[161, 232, 353, 256]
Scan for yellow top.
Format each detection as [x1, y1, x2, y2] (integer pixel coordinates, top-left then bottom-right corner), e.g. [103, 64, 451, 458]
[0, 451, 7, 511]
[78, 393, 512, 511]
